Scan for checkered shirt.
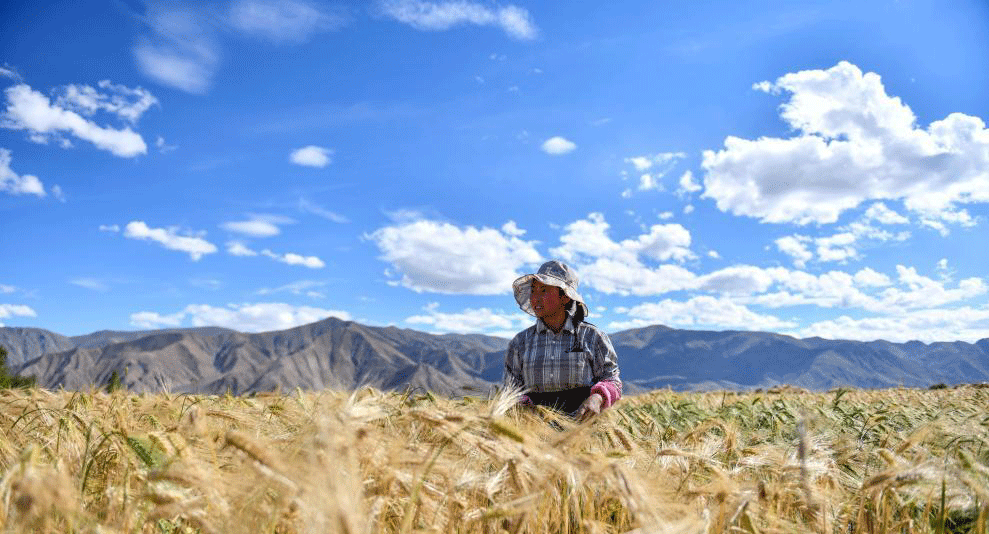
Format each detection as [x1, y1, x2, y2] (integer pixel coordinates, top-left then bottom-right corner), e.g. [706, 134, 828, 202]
[504, 316, 621, 393]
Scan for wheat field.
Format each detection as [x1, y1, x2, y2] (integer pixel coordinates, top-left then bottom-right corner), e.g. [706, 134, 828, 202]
[0, 384, 985, 534]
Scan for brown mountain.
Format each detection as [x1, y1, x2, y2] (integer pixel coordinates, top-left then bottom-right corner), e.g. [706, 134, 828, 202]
[4, 319, 989, 395]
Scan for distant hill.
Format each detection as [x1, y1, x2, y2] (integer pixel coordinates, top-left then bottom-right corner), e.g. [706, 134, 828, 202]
[2, 320, 988, 395]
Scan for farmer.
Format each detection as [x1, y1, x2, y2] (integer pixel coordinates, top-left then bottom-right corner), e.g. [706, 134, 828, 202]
[504, 260, 622, 421]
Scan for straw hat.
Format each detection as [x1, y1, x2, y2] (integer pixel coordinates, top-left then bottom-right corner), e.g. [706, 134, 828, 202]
[513, 260, 588, 319]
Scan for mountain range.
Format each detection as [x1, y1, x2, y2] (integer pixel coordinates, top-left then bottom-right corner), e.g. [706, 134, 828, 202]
[2, 319, 988, 395]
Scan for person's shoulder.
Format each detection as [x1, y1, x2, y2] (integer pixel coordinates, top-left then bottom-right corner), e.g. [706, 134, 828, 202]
[576, 321, 607, 336]
[509, 324, 537, 345]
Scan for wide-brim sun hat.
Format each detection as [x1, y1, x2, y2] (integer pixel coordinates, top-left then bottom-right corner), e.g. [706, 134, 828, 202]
[513, 260, 589, 319]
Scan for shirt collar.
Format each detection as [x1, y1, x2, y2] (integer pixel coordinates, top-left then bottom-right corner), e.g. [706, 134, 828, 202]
[536, 314, 575, 334]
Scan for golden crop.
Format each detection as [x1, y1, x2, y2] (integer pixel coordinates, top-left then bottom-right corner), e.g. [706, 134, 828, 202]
[0, 385, 985, 533]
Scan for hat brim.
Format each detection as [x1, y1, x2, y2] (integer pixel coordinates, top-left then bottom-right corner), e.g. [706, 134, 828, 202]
[513, 273, 588, 318]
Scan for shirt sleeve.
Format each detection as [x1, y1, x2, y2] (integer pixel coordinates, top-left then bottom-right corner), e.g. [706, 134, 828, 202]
[590, 330, 622, 407]
[503, 335, 525, 391]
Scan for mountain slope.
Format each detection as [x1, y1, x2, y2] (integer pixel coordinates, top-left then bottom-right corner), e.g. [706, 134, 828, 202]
[5, 321, 989, 395]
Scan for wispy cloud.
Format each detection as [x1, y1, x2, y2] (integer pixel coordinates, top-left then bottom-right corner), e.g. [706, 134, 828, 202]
[133, 6, 219, 94]
[228, 0, 348, 43]
[299, 198, 349, 223]
[379, 0, 538, 40]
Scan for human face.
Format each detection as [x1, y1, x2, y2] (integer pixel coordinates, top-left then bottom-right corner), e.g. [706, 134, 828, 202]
[530, 279, 570, 321]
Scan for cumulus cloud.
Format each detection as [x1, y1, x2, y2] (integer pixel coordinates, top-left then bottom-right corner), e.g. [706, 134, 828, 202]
[701, 61, 989, 226]
[548, 213, 696, 296]
[221, 214, 295, 237]
[2, 84, 147, 157]
[798, 307, 989, 343]
[367, 217, 541, 294]
[261, 249, 326, 268]
[379, 0, 538, 40]
[228, 0, 346, 43]
[130, 302, 351, 332]
[54, 80, 158, 124]
[289, 145, 333, 167]
[608, 296, 797, 332]
[541, 136, 576, 155]
[134, 6, 219, 94]
[405, 302, 529, 336]
[123, 221, 218, 261]
[0, 148, 45, 197]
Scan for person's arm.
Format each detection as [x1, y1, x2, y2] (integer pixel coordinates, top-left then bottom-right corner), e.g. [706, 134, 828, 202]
[576, 330, 622, 421]
[503, 336, 531, 405]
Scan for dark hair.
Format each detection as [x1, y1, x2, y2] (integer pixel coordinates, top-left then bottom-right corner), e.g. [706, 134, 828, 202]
[569, 300, 585, 325]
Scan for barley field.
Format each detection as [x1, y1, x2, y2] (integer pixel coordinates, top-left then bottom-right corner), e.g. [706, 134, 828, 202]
[0, 385, 986, 534]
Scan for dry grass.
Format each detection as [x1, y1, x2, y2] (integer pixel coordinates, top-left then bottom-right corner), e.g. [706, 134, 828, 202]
[0, 384, 985, 533]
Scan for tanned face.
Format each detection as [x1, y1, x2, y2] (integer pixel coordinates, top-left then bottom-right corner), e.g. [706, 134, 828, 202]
[530, 279, 571, 324]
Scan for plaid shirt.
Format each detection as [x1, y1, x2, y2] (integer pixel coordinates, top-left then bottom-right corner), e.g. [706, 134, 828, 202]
[504, 315, 621, 393]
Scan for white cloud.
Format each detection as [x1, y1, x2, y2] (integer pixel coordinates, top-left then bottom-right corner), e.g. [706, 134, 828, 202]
[0, 67, 21, 81]
[864, 202, 909, 225]
[228, 0, 346, 43]
[123, 221, 218, 261]
[0, 148, 45, 197]
[678, 170, 702, 194]
[608, 296, 797, 332]
[367, 218, 541, 294]
[501, 220, 526, 237]
[156, 136, 177, 153]
[2, 84, 147, 157]
[51, 185, 66, 202]
[99, 224, 121, 233]
[71, 278, 110, 291]
[0, 285, 15, 294]
[261, 249, 325, 268]
[798, 307, 989, 343]
[133, 6, 219, 94]
[622, 152, 684, 194]
[257, 280, 327, 296]
[0, 303, 37, 326]
[221, 214, 295, 237]
[54, 80, 158, 124]
[290, 145, 333, 167]
[226, 241, 259, 256]
[405, 302, 529, 335]
[130, 302, 351, 332]
[775, 235, 813, 268]
[548, 213, 697, 296]
[701, 61, 989, 226]
[541, 136, 576, 155]
[298, 197, 349, 223]
[379, 0, 538, 40]
[775, 205, 912, 267]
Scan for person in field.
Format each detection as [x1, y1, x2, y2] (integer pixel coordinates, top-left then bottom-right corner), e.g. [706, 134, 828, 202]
[504, 260, 622, 421]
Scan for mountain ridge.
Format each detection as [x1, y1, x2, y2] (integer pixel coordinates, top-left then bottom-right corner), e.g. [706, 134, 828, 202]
[3, 319, 988, 395]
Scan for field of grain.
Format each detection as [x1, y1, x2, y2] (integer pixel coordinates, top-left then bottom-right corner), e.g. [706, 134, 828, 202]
[0, 384, 985, 534]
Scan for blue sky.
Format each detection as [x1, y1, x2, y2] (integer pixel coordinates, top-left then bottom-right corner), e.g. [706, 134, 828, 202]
[2, 0, 988, 342]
